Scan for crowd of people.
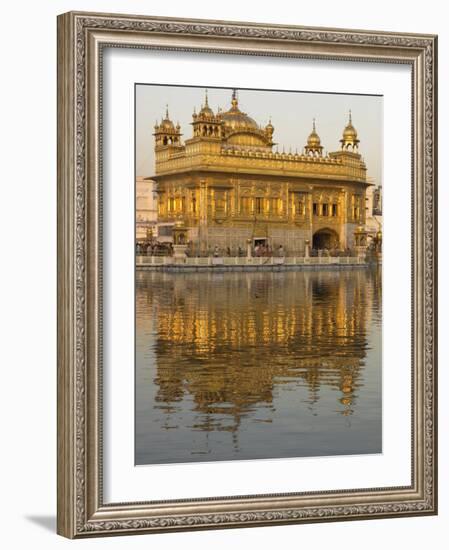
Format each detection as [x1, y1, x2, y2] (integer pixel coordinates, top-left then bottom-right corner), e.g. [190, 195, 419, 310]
[309, 247, 355, 257]
[136, 241, 357, 258]
[136, 242, 173, 256]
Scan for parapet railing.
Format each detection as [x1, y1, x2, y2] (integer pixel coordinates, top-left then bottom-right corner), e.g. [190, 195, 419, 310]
[136, 255, 365, 267]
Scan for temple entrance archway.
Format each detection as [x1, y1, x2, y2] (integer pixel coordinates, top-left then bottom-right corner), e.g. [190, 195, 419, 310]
[312, 228, 339, 250]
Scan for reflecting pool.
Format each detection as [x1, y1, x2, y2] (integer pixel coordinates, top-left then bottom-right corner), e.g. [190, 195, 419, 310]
[135, 268, 382, 464]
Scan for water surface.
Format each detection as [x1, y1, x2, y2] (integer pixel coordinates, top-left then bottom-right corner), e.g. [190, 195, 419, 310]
[136, 268, 382, 464]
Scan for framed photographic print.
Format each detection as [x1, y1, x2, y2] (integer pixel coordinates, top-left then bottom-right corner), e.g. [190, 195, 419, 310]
[57, 11, 438, 538]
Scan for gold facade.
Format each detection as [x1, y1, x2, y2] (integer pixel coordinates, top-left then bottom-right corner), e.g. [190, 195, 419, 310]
[152, 90, 370, 254]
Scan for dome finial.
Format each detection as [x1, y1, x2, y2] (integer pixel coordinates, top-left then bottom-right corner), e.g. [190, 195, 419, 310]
[165, 104, 169, 119]
[348, 109, 352, 124]
[231, 88, 238, 108]
[312, 117, 316, 131]
[204, 89, 209, 107]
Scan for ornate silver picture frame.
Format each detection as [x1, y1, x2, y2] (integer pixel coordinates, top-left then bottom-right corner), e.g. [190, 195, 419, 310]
[57, 11, 437, 538]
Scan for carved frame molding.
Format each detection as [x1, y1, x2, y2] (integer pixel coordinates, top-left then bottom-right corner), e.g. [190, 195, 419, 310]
[57, 11, 437, 538]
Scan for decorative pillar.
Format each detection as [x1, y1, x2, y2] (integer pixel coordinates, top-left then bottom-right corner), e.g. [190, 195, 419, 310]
[354, 223, 368, 261]
[199, 179, 208, 254]
[172, 220, 188, 263]
[246, 238, 252, 259]
[304, 239, 310, 258]
[374, 229, 382, 264]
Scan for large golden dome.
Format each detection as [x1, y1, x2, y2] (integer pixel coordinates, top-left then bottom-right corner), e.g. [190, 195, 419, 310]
[218, 90, 273, 148]
[219, 90, 259, 132]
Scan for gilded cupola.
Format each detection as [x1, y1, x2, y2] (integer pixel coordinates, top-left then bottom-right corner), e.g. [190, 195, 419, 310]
[304, 119, 323, 157]
[197, 89, 215, 118]
[191, 90, 223, 139]
[160, 107, 175, 130]
[340, 111, 360, 151]
[153, 106, 182, 148]
[219, 89, 273, 148]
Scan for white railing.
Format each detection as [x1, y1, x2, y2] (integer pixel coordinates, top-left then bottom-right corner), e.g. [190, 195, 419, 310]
[136, 255, 364, 267]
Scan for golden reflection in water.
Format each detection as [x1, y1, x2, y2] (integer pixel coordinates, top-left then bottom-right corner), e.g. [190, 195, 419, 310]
[136, 268, 382, 441]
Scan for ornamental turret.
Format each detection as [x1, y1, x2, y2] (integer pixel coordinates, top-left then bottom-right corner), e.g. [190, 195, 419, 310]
[264, 118, 275, 146]
[153, 106, 182, 149]
[191, 89, 223, 139]
[340, 111, 360, 151]
[304, 119, 323, 157]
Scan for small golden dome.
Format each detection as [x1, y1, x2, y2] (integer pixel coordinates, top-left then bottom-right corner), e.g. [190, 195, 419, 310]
[304, 119, 323, 156]
[307, 119, 321, 147]
[343, 123, 357, 140]
[340, 111, 360, 150]
[307, 133, 321, 146]
[198, 89, 214, 118]
[199, 105, 214, 117]
[160, 105, 175, 130]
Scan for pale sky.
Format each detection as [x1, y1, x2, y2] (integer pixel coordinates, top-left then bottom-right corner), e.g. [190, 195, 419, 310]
[136, 84, 382, 186]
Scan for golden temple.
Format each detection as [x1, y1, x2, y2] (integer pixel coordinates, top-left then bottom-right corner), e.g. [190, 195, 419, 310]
[152, 89, 370, 255]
